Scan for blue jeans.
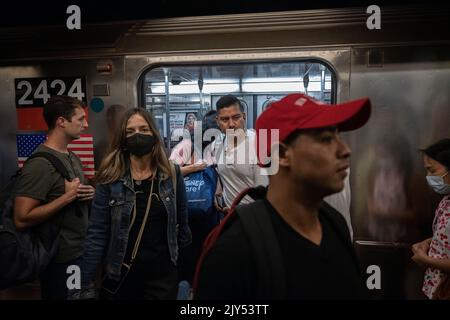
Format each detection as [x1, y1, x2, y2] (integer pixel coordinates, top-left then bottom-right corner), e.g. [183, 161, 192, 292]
[40, 257, 82, 300]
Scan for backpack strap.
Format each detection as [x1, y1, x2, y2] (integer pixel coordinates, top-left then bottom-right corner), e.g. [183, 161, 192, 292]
[27, 152, 71, 181]
[191, 187, 253, 297]
[236, 198, 358, 298]
[191, 186, 279, 298]
[210, 164, 226, 211]
[192, 186, 359, 299]
[237, 200, 287, 300]
[27, 151, 83, 218]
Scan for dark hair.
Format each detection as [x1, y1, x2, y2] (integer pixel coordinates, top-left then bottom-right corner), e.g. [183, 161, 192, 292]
[283, 129, 302, 146]
[43, 95, 84, 130]
[216, 95, 244, 112]
[199, 110, 220, 152]
[421, 138, 450, 170]
[202, 110, 219, 133]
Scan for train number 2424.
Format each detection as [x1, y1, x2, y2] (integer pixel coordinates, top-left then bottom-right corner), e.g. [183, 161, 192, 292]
[15, 77, 87, 107]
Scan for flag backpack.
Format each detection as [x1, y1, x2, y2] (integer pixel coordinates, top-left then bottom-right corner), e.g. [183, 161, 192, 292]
[0, 152, 71, 289]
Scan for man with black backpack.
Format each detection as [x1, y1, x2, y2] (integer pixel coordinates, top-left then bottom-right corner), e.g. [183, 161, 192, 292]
[194, 93, 371, 299]
[11, 95, 94, 299]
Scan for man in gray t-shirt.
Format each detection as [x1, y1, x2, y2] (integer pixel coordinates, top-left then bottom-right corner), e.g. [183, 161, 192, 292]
[13, 96, 94, 299]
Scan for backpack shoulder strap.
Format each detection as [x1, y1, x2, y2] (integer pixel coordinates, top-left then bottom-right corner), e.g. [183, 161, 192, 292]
[192, 187, 278, 298]
[237, 200, 287, 299]
[27, 152, 71, 181]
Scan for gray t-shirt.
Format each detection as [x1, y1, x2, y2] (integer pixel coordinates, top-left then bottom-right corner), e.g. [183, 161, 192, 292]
[13, 144, 89, 263]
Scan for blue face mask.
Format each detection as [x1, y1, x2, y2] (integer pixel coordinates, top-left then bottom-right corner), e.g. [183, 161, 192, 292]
[426, 171, 450, 195]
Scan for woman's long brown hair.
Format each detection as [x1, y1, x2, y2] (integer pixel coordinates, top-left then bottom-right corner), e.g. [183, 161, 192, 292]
[95, 108, 171, 184]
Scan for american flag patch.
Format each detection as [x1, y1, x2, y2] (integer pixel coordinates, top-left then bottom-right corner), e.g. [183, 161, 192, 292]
[17, 133, 95, 179]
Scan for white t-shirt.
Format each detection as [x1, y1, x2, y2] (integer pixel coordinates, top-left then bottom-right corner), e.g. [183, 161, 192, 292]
[208, 129, 269, 207]
[169, 138, 214, 166]
[324, 171, 353, 240]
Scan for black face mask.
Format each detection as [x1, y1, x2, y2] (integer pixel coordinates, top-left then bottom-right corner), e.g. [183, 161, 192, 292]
[125, 133, 156, 157]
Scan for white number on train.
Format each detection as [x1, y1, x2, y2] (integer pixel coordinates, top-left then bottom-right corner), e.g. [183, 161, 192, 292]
[16, 78, 86, 106]
[34, 80, 50, 104]
[16, 80, 33, 105]
[50, 79, 66, 96]
[67, 78, 85, 101]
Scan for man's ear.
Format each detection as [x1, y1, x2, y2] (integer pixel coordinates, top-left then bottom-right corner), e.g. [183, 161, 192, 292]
[275, 142, 291, 168]
[56, 116, 66, 128]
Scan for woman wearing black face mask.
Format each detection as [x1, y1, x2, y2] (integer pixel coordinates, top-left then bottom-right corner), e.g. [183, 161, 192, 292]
[75, 108, 191, 300]
[412, 139, 450, 300]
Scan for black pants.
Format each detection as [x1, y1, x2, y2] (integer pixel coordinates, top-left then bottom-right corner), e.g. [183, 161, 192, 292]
[40, 256, 82, 300]
[101, 259, 178, 300]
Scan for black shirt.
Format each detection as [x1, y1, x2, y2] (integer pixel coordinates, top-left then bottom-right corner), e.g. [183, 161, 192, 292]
[196, 199, 364, 299]
[124, 179, 171, 268]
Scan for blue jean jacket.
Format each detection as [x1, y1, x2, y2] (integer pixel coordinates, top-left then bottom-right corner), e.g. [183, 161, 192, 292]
[80, 164, 191, 290]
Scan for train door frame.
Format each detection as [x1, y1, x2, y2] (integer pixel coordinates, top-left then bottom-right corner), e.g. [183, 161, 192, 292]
[129, 48, 347, 153]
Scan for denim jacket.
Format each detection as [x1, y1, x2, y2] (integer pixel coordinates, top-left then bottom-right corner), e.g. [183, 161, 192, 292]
[79, 163, 191, 292]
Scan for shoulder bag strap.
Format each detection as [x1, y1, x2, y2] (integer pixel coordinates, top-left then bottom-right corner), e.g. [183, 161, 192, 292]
[237, 200, 287, 299]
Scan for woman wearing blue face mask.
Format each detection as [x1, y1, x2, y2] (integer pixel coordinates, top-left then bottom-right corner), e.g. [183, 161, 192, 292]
[74, 108, 191, 300]
[412, 138, 450, 299]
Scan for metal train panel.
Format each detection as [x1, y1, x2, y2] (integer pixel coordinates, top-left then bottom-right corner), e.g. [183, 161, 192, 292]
[350, 45, 450, 298]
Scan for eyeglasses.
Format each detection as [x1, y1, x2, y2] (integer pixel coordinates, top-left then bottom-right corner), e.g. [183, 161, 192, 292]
[217, 114, 243, 123]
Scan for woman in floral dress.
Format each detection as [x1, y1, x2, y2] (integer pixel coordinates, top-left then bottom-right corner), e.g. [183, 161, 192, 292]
[412, 139, 450, 299]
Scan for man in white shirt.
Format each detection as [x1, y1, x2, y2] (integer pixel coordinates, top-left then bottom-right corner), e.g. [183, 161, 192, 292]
[209, 95, 268, 209]
[325, 172, 353, 240]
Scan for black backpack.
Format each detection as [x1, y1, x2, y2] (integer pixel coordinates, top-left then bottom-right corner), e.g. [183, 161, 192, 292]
[192, 186, 358, 299]
[0, 152, 71, 289]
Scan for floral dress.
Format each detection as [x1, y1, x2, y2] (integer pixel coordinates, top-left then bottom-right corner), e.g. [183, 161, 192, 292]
[423, 195, 450, 299]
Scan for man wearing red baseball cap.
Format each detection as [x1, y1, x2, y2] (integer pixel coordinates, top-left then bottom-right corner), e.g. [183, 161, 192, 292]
[195, 93, 371, 299]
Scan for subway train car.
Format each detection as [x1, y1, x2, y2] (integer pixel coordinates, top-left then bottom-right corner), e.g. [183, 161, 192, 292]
[0, 4, 450, 299]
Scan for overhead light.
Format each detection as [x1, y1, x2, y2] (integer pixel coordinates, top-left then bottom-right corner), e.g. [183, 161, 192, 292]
[150, 83, 239, 94]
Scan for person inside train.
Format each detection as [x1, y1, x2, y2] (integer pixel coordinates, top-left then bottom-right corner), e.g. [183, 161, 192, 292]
[169, 110, 220, 178]
[169, 114, 210, 176]
[195, 93, 371, 299]
[412, 138, 450, 300]
[205, 95, 268, 212]
[171, 110, 224, 289]
[94, 104, 126, 168]
[76, 108, 191, 300]
[184, 113, 197, 132]
[13, 95, 94, 300]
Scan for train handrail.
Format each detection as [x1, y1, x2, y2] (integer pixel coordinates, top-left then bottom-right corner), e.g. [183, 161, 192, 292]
[355, 240, 412, 249]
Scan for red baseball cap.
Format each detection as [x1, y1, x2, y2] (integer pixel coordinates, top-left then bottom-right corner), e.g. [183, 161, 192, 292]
[255, 93, 371, 164]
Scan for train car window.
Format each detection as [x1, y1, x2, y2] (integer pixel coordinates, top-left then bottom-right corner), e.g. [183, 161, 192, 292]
[141, 61, 335, 150]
